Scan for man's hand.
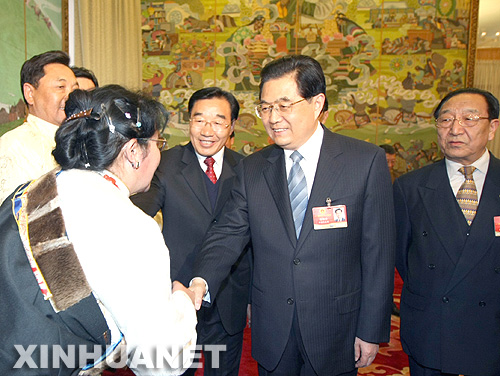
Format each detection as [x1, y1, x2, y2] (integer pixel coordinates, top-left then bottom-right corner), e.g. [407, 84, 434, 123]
[354, 337, 379, 368]
[188, 278, 207, 310]
[172, 281, 195, 307]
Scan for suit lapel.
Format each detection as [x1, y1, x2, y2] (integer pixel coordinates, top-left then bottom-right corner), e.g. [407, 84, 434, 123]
[263, 146, 297, 245]
[297, 129, 344, 248]
[180, 143, 212, 215]
[445, 156, 500, 292]
[214, 149, 238, 217]
[419, 161, 465, 265]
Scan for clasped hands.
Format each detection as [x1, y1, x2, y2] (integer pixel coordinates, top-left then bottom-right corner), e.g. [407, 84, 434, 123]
[172, 278, 206, 310]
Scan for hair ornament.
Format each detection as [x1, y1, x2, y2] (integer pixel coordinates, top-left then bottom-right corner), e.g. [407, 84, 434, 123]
[101, 103, 115, 134]
[65, 109, 93, 122]
[82, 142, 91, 169]
[136, 107, 142, 128]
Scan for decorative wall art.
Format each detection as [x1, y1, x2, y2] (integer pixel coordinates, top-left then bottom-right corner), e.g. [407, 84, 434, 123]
[0, 0, 68, 135]
[140, 0, 477, 176]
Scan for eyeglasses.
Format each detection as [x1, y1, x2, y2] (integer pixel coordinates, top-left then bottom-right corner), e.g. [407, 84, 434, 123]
[189, 117, 230, 132]
[435, 114, 490, 128]
[148, 137, 167, 151]
[255, 98, 307, 119]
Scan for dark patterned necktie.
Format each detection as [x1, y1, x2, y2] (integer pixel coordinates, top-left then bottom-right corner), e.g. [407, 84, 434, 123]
[456, 166, 478, 226]
[288, 151, 308, 238]
[204, 157, 217, 184]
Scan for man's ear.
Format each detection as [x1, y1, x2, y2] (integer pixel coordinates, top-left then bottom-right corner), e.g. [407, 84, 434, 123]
[488, 119, 499, 141]
[313, 93, 326, 119]
[23, 83, 35, 107]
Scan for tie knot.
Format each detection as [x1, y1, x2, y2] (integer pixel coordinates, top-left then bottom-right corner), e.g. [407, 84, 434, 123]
[290, 151, 303, 163]
[459, 166, 476, 178]
[204, 156, 215, 168]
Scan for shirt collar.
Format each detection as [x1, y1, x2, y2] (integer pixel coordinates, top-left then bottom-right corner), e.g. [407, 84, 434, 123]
[27, 114, 59, 135]
[445, 148, 490, 177]
[99, 169, 130, 197]
[195, 147, 225, 167]
[284, 121, 324, 162]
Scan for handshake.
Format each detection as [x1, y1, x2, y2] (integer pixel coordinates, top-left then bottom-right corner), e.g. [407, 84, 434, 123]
[172, 278, 207, 310]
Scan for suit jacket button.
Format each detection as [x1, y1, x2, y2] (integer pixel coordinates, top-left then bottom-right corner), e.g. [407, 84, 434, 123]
[287, 298, 294, 305]
[442, 296, 449, 303]
[495, 267, 500, 274]
[428, 264, 436, 269]
[293, 258, 301, 265]
[422, 231, 428, 236]
[479, 301, 486, 307]
[212, 219, 217, 223]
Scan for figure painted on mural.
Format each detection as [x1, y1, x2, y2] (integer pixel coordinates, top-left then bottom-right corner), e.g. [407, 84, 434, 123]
[272, 0, 296, 24]
[145, 69, 164, 99]
[221, 15, 266, 91]
[436, 70, 452, 98]
[349, 94, 372, 127]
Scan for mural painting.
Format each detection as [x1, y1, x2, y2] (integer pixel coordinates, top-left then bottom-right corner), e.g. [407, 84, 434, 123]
[142, 0, 476, 177]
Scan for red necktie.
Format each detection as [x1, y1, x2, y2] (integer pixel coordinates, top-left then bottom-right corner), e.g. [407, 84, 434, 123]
[204, 157, 217, 184]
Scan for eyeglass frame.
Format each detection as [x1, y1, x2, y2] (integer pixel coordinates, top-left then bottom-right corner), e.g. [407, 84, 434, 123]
[140, 137, 167, 151]
[254, 98, 308, 119]
[189, 117, 232, 132]
[434, 114, 490, 128]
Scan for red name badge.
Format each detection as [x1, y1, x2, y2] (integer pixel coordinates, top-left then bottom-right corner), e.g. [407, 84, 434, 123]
[312, 204, 347, 230]
[494, 216, 500, 237]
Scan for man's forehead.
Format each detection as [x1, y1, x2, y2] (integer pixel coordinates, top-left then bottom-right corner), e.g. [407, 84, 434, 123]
[261, 74, 298, 98]
[441, 93, 487, 112]
[192, 98, 230, 117]
[43, 63, 73, 75]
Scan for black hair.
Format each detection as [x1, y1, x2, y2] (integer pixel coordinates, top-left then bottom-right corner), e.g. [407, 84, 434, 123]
[71, 66, 99, 88]
[53, 85, 168, 171]
[259, 55, 326, 101]
[434, 88, 500, 120]
[187, 87, 240, 122]
[20, 50, 71, 106]
[379, 144, 396, 155]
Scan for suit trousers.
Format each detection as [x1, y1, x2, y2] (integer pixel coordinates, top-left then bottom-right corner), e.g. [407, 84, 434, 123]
[183, 302, 244, 376]
[257, 309, 358, 376]
[408, 356, 460, 376]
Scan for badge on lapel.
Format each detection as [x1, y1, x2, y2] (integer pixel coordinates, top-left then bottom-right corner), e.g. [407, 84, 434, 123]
[313, 197, 348, 230]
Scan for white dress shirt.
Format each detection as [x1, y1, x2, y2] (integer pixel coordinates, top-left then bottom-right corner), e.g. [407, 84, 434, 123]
[284, 122, 324, 197]
[57, 169, 197, 375]
[445, 148, 490, 202]
[0, 114, 59, 204]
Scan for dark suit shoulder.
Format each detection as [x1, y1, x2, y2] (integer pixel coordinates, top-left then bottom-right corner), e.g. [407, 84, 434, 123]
[395, 159, 445, 187]
[224, 147, 244, 164]
[324, 129, 382, 154]
[240, 144, 282, 167]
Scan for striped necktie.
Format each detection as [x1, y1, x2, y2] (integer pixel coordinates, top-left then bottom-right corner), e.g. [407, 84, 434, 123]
[456, 166, 478, 226]
[288, 151, 308, 238]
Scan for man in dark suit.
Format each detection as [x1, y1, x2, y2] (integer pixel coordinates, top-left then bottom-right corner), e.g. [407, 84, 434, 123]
[132, 87, 251, 376]
[190, 55, 395, 375]
[394, 88, 500, 376]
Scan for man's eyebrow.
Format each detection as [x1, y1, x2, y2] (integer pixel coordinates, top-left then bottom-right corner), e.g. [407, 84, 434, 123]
[192, 111, 227, 119]
[260, 96, 292, 104]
